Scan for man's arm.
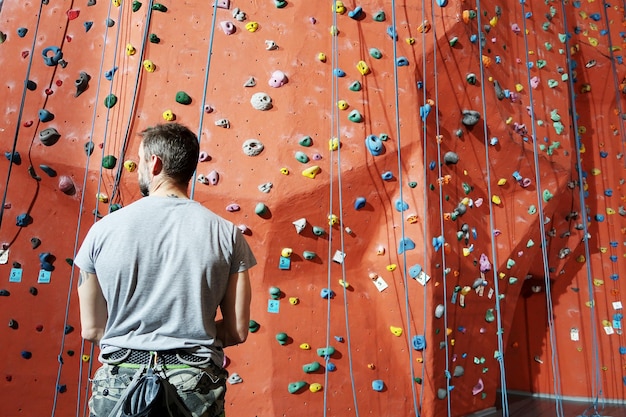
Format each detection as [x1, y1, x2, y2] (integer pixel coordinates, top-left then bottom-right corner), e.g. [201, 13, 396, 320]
[216, 270, 252, 347]
[77, 270, 108, 344]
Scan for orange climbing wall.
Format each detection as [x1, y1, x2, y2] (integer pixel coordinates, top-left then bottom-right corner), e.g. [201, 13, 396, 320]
[0, 1, 625, 417]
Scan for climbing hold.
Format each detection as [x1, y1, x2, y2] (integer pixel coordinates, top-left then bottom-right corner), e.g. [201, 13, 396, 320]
[320, 288, 335, 299]
[289, 297, 299, 305]
[390, 326, 403, 337]
[38, 109, 54, 123]
[245, 21, 259, 32]
[303, 362, 321, 373]
[317, 346, 335, 357]
[58, 176, 76, 195]
[386, 25, 398, 40]
[373, 11, 385, 21]
[369, 48, 382, 59]
[412, 335, 426, 350]
[227, 373, 242, 384]
[125, 43, 136, 56]
[302, 166, 321, 179]
[485, 309, 495, 323]
[161, 110, 175, 121]
[281, 248, 293, 258]
[232, 8, 246, 21]
[365, 135, 383, 156]
[274, 0, 287, 8]
[356, 61, 370, 75]
[39, 128, 61, 146]
[333, 68, 346, 77]
[268, 70, 287, 87]
[444, 151, 458, 164]
[288, 381, 306, 394]
[21, 351, 32, 360]
[151, 3, 167, 11]
[101, 155, 117, 169]
[249, 320, 260, 333]
[269, 286, 281, 300]
[174, 91, 192, 105]
[348, 6, 363, 19]
[461, 110, 481, 126]
[434, 304, 444, 319]
[250, 92, 273, 110]
[299, 136, 312, 147]
[349, 81, 361, 91]
[132, 1, 142, 11]
[542, 189, 553, 202]
[255, 203, 268, 216]
[472, 378, 484, 395]
[398, 238, 415, 254]
[309, 383, 322, 393]
[303, 251, 317, 260]
[104, 94, 117, 108]
[143, 60, 156, 72]
[276, 332, 289, 345]
[337, 100, 349, 110]
[265, 40, 278, 50]
[242, 139, 264, 156]
[42, 46, 63, 66]
[348, 109, 363, 123]
[149, 33, 160, 43]
[372, 380, 384, 392]
[354, 197, 366, 210]
[73, 71, 91, 97]
[312, 226, 325, 236]
[17, 27, 28, 38]
[292, 218, 307, 233]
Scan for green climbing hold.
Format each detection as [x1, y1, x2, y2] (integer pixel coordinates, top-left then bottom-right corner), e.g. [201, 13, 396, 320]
[466, 73, 477, 85]
[468, 10, 477, 19]
[528, 205, 537, 215]
[414, 377, 423, 384]
[288, 381, 307, 394]
[508, 277, 518, 284]
[274, 0, 287, 8]
[276, 332, 289, 345]
[312, 226, 325, 236]
[149, 33, 160, 44]
[542, 22, 550, 31]
[317, 346, 335, 357]
[547, 79, 558, 88]
[255, 202, 268, 215]
[369, 48, 382, 59]
[408, 181, 417, 188]
[151, 3, 167, 11]
[104, 94, 117, 108]
[557, 33, 567, 43]
[349, 81, 362, 91]
[485, 308, 495, 323]
[561, 73, 568, 82]
[299, 136, 312, 147]
[175, 91, 192, 105]
[303, 361, 321, 373]
[269, 286, 281, 299]
[462, 183, 472, 195]
[373, 11, 385, 21]
[545, 42, 553, 51]
[542, 189, 553, 202]
[295, 151, 309, 163]
[249, 320, 260, 333]
[553, 121, 564, 135]
[550, 109, 561, 122]
[0, 31, 6, 43]
[449, 37, 458, 47]
[526, 239, 534, 247]
[132, 1, 142, 11]
[536, 60, 547, 69]
[506, 258, 515, 269]
[379, 133, 389, 141]
[348, 109, 363, 123]
[303, 251, 317, 260]
[429, 184, 435, 191]
[102, 155, 117, 169]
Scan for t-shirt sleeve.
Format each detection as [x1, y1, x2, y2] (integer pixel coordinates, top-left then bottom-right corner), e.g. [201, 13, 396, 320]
[74, 227, 97, 274]
[230, 227, 257, 275]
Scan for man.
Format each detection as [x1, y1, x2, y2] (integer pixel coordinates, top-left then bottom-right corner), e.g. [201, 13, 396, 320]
[75, 122, 256, 417]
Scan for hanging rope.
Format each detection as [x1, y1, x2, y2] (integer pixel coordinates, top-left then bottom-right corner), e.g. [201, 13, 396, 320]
[190, 0, 221, 201]
[559, 1, 604, 414]
[388, 1, 420, 416]
[473, 1, 510, 416]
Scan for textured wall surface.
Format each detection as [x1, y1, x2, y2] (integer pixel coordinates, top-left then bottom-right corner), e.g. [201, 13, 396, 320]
[0, 1, 624, 416]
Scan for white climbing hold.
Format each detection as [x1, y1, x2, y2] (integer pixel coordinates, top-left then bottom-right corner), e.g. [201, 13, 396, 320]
[265, 40, 278, 50]
[227, 373, 243, 384]
[258, 182, 273, 193]
[242, 139, 264, 156]
[293, 218, 307, 234]
[250, 92, 273, 110]
[215, 118, 230, 128]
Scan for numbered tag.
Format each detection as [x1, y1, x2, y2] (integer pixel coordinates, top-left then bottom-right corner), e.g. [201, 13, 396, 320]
[38, 269, 51, 284]
[415, 271, 430, 286]
[332, 250, 346, 264]
[372, 276, 388, 292]
[570, 328, 579, 341]
[267, 299, 280, 313]
[9, 268, 22, 283]
[278, 256, 291, 270]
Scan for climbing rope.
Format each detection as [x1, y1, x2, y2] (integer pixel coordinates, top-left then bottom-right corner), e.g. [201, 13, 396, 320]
[559, 0, 604, 414]
[517, 2, 564, 417]
[473, 2, 511, 416]
[190, 0, 221, 201]
[388, 1, 420, 416]
[109, 0, 156, 207]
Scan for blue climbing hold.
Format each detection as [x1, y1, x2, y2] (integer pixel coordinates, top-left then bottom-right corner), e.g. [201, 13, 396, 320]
[470, 34, 477, 43]
[436, 0, 448, 5]
[348, 6, 363, 19]
[386, 25, 397, 40]
[16, 213, 32, 227]
[21, 351, 32, 359]
[595, 214, 605, 222]
[372, 380, 384, 392]
[333, 68, 346, 77]
[334, 335, 344, 342]
[610, 274, 619, 281]
[326, 362, 336, 371]
[320, 288, 335, 299]
[412, 335, 426, 350]
[420, 103, 431, 121]
[432, 235, 444, 251]
[381, 171, 393, 181]
[589, 13, 601, 21]
[605, 189, 613, 197]
[17, 27, 28, 38]
[365, 135, 384, 156]
[38, 109, 54, 122]
[599, 150, 608, 158]
[395, 199, 408, 212]
[396, 57, 409, 66]
[429, 161, 436, 170]
[39, 165, 57, 177]
[409, 264, 422, 278]
[84, 21, 93, 32]
[354, 197, 366, 210]
[398, 238, 415, 254]
[5, 152, 21, 165]
[105, 66, 119, 81]
[620, 346, 626, 355]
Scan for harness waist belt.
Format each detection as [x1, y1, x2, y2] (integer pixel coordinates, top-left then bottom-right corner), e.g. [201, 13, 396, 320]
[102, 348, 211, 367]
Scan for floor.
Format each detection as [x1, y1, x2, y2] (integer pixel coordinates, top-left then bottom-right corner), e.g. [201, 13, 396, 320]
[467, 393, 626, 417]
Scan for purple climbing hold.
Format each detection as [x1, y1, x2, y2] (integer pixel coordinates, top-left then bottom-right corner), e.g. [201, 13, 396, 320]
[479, 253, 491, 272]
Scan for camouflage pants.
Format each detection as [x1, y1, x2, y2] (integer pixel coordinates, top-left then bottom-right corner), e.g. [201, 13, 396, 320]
[89, 362, 228, 417]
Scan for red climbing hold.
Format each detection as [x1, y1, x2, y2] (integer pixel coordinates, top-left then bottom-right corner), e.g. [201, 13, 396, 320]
[21, 51, 29, 59]
[45, 88, 53, 95]
[67, 9, 80, 20]
[23, 121, 33, 127]
[66, 35, 72, 42]
[55, 79, 63, 87]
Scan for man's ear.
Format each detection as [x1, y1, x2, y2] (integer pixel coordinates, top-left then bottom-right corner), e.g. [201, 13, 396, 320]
[150, 154, 163, 175]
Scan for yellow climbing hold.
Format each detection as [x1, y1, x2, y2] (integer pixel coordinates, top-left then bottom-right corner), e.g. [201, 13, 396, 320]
[302, 165, 321, 179]
[126, 43, 136, 56]
[289, 297, 299, 305]
[406, 37, 415, 45]
[143, 59, 156, 72]
[390, 326, 403, 337]
[337, 100, 349, 110]
[505, 117, 513, 124]
[162, 110, 174, 121]
[328, 214, 339, 226]
[601, 320, 611, 328]
[82, 355, 90, 362]
[515, 83, 524, 92]
[588, 37, 598, 47]
[333, 1, 346, 14]
[591, 168, 601, 175]
[329, 137, 339, 151]
[462, 247, 471, 257]
[386, 264, 397, 271]
[497, 178, 507, 186]
[607, 208, 616, 215]
[309, 383, 323, 393]
[593, 279, 604, 287]
[356, 60, 370, 75]
[489, 16, 498, 26]
[492, 195, 502, 205]
[317, 52, 327, 62]
[585, 300, 595, 307]
[330, 25, 339, 36]
[245, 21, 259, 32]
[281, 248, 293, 257]
[299, 343, 311, 350]
[450, 338, 455, 346]
[112, 0, 121, 6]
[280, 167, 289, 175]
[577, 255, 586, 263]
[123, 160, 137, 172]
[338, 279, 349, 288]
[599, 247, 607, 253]
[96, 193, 109, 203]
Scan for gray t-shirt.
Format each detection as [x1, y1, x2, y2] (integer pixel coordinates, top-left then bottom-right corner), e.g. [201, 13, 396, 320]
[74, 196, 256, 365]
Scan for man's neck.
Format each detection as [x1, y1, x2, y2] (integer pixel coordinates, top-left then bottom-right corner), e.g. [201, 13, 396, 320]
[149, 180, 189, 199]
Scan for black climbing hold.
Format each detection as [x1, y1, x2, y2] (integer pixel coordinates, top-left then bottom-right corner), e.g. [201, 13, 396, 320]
[0, 289, 10, 296]
[39, 165, 57, 177]
[16, 213, 32, 227]
[26, 80, 37, 91]
[39, 252, 55, 271]
[12, 261, 21, 268]
[29, 287, 38, 296]
[444, 151, 459, 164]
[39, 109, 54, 122]
[85, 141, 95, 156]
[21, 351, 32, 359]
[461, 110, 481, 127]
[30, 237, 41, 249]
[64, 325, 74, 335]
[106, 18, 115, 27]
[57, 384, 67, 393]
[152, 3, 167, 11]
[39, 127, 61, 146]
[5, 151, 21, 165]
[149, 33, 160, 43]
[84, 21, 93, 32]
[67, 350, 74, 356]
[65, 258, 73, 266]
[17, 27, 27, 38]
[8, 319, 18, 329]
[75, 71, 91, 97]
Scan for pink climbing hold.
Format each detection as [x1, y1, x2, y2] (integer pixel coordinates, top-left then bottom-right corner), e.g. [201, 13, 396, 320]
[208, 170, 219, 185]
[268, 70, 288, 88]
[511, 23, 520, 34]
[479, 253, 491, 273]
[220, 21, 235, 35]
[472, 378, 484, 396]
[67, 9, 80, 20]
[520, 178, 531, 188]
[530, 76, 539, 89]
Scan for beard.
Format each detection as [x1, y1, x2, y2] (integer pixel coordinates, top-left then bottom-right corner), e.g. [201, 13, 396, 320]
[138, 170, 150, 197]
